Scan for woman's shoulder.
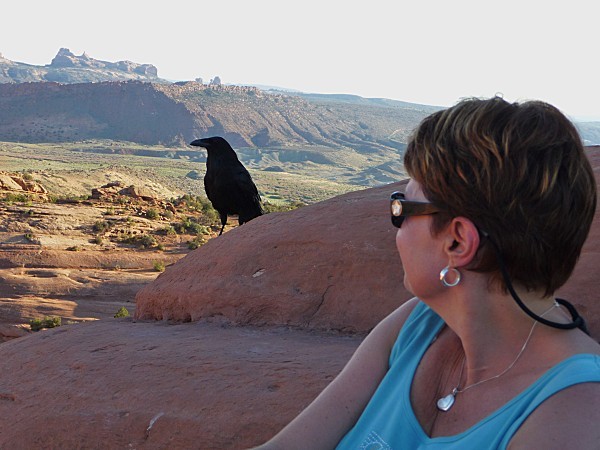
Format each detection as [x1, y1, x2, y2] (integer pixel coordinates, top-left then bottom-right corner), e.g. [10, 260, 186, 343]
[366, 297, 433, 356]
[508, 372, 600, 449]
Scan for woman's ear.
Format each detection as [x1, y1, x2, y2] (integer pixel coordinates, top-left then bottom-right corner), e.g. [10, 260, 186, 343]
[443, 217, 481, 268]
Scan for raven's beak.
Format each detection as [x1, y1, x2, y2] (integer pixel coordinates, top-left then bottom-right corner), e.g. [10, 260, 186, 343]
[190, 138, 209, 148]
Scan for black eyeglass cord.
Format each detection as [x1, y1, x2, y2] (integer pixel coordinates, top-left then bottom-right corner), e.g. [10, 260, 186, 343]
[482, 232, 589, 335]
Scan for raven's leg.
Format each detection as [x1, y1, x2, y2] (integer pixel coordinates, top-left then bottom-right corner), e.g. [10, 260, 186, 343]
[218, 212, 227, 236]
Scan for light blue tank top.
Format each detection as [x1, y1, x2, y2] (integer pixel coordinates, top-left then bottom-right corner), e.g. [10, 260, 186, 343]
[336, 301, 600, 449]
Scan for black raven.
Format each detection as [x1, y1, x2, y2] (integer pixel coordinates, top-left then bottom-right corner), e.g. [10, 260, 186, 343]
[190, 136, 263, 235]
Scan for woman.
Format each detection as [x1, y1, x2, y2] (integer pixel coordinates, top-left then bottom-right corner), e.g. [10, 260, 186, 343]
[255, 97, 600, 449]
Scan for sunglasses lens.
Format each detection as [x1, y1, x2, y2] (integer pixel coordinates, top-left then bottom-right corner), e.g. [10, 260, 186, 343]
[391, 196, 404, 228]
[391, 215, 404, 228]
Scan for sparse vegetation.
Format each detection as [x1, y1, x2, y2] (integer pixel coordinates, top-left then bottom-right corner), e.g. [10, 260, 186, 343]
[158, 225, 177, 236]
[93, 220, 111, 233]
[172, 195, 220, 225]
[262, 201, 306, 213]
[121, 233, 158, 249]
[145, 208, 159, 220]
[2, 192, 31, 203]
[153, 261, 166, 272]
[188, 235, 206, 250]
[114, 307, 130, 318]
[47, 193, 90, 204]
[177, 216, 211, 235]
[30, 316, 62, 331]
[0, 140, 365, 207]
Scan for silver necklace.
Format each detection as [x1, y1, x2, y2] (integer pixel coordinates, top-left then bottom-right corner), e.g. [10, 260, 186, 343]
[436, 301, 559, 412]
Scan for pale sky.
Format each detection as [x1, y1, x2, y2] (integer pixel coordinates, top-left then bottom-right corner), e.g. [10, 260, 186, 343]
[3, 0, 599, 120]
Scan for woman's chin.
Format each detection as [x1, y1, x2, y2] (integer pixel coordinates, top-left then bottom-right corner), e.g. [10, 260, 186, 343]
[403, 276, 414, 295]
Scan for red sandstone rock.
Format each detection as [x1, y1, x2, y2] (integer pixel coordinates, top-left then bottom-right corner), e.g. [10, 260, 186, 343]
[0, 319, 359, 449]
[136, 147, 600, 338]
[135, 180, 411, 333]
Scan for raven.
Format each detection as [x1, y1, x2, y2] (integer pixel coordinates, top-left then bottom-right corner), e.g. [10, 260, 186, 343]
[190, 136, 263, 235]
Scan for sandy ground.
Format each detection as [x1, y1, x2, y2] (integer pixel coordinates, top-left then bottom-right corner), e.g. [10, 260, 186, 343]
[0, 195, 209, 340]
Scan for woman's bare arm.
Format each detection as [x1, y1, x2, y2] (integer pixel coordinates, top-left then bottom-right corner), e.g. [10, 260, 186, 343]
[253, 297, 419, 450]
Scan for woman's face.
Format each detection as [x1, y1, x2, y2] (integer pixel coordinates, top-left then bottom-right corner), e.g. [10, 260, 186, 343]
[395, 180, 447, 298]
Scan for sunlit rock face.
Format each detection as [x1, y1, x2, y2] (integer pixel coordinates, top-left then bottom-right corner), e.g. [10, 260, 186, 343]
[136, 148, 600, 338]
[135, 180, 411, 333]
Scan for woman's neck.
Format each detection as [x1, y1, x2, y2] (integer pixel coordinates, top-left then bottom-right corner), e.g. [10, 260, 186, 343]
[427, 282, 566, 380]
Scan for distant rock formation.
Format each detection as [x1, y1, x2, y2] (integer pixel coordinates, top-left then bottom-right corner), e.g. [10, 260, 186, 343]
[91, 181, 160, 202]
[0, 79, 417, 156]
[209, 76, 222, 86]
[0, 48, 162, 84]
[50, 48, 158, 78]
[0, 172, 48, 197]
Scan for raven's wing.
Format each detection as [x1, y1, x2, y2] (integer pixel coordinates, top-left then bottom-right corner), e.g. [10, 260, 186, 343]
[204, 164, 257, 211]
[231, 166, 263, 224]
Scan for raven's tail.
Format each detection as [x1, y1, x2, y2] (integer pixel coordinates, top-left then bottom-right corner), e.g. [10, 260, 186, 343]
[238, 203, 263, 225]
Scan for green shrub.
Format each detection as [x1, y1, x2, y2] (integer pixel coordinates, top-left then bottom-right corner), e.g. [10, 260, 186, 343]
[159, 225, 177, 236]
[121, 233, 157, 249]
[30, 316, 61, 331]
[172, 195, 220, 226]
[138, 234, 158, 248]
[93, 220, 110, 233]
[153, 261, 166, 272]
[3, 192, 30, 203]
[114, 307, 130, 318]
[200, 207, 219, 225]
[188, 236, 206, 250]
[146, 208, 159, 220]
[179, 217, 211, 235]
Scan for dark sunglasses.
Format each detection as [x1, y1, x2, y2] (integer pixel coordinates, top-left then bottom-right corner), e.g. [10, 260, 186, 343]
[390, 191, 442, 228]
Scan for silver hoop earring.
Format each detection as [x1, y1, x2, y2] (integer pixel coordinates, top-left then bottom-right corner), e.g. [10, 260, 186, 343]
[440, 266, 461, 287]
